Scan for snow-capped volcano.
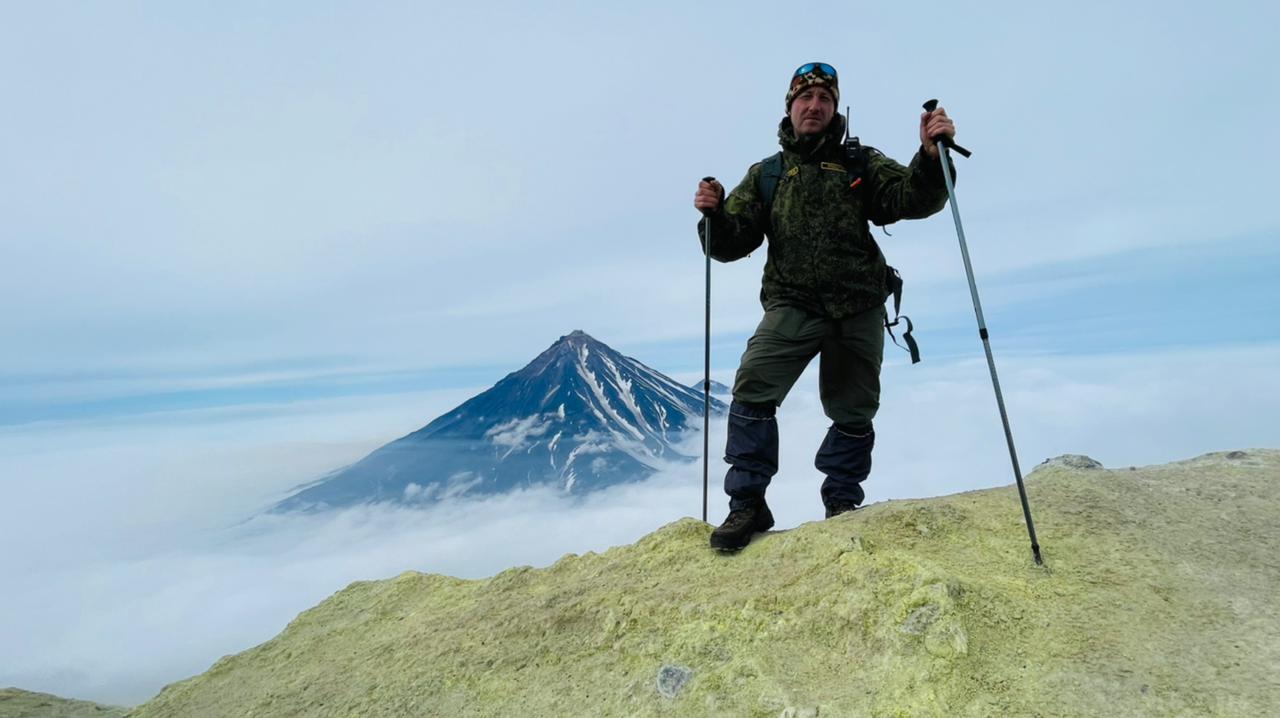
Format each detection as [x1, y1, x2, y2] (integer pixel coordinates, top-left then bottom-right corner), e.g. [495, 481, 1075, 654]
[271, 331, 726, 512]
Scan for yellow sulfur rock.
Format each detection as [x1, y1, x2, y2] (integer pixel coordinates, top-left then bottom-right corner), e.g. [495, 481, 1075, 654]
[0, 688, 128, 717]
[127, 450, 1280, 717]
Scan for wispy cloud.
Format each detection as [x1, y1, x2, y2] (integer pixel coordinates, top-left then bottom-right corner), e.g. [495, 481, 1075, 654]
[2, 4, 1276, 377]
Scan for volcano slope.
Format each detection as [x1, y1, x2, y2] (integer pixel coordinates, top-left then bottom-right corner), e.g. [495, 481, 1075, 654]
[129, 450, 1278, 717]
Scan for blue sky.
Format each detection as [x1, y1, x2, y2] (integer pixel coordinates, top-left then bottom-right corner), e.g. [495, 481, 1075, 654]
[2, 0, 1279, 706]
[3, 1, 1276, 409]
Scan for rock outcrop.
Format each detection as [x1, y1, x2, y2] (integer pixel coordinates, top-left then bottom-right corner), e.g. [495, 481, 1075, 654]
[129, 450, 1280, 717]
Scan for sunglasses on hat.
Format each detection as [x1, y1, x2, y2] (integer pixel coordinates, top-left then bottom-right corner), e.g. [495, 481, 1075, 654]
[793, 62, 837, 78]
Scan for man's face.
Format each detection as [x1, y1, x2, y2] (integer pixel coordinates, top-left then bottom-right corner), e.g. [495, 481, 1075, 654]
[789, 86, 836, 137]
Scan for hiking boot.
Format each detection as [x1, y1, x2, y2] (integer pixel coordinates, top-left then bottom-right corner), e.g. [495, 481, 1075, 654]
[824, 501, 860, 519]
[709, 501, 775, 552]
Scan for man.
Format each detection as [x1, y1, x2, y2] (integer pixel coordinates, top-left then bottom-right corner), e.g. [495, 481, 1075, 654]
[694, 61, 957, 551]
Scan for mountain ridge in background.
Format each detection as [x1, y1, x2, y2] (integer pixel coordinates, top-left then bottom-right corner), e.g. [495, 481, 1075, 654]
[272, 331, 725, 512]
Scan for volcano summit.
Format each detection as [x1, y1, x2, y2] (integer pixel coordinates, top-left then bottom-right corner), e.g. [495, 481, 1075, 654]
[271, 331, 725, 512]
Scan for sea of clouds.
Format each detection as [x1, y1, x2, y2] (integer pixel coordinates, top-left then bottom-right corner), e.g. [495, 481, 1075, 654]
[2, 343, 1278, 706]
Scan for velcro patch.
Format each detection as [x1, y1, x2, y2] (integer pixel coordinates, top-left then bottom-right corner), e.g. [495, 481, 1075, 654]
[820, 162, 846, 172]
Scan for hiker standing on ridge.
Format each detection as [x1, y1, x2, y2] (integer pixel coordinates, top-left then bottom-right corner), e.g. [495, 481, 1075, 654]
[694, 61, 956, 551]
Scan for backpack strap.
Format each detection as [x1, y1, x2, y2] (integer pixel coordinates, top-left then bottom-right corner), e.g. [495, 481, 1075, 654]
[756, 151, 785, 224]
[883, 266, 921, 364]
[857, 141, 920, 364]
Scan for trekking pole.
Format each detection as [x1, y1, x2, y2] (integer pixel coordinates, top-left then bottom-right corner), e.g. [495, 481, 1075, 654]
[923, 99, 1043, 566]
[699, 176, 716, 524]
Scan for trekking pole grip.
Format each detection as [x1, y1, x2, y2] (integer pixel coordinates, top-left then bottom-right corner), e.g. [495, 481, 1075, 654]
[700, 176, 717, 216]
[922, 99, 972, 158]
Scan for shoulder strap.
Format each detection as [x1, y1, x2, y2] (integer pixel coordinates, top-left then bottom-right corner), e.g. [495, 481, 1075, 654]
[883, 266, 921, 364]
[756, 151, 785, 218]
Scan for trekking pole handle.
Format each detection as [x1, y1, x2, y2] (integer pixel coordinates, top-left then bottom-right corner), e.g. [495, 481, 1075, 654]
[700, 176, 718, 216]
[922, 99, 972, 158]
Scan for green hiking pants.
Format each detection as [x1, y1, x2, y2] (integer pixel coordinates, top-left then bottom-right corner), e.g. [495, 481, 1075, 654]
[731, 303, 885, 430]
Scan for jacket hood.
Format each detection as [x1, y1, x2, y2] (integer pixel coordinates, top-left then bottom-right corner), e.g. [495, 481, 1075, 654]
[779, 112, 847, 159]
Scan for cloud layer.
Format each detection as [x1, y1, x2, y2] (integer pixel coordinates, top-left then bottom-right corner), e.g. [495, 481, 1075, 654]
[3, 343, 1277, 706]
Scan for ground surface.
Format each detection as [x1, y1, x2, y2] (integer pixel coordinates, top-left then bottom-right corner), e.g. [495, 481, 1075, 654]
[126, 450, 1279, 717]
[0, 689, 127, 718]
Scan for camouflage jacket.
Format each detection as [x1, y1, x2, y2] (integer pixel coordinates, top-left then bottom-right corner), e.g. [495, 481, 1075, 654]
[698, 113, 952, 319]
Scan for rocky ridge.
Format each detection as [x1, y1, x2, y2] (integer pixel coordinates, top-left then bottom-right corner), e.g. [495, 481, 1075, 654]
[130, 450, 1280, 717]
[0, 688, 127, 718]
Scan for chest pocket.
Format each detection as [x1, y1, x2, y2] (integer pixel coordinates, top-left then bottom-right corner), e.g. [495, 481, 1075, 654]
[756, 145, 870, 233]
[817, 161, 867, 226]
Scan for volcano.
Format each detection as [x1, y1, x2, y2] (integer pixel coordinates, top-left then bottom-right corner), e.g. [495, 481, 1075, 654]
[271, 331, 725, 512]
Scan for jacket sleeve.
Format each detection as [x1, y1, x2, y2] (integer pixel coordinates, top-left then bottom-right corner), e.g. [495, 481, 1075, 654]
[697, 163, 767, 262]
[865, 147, 955, 227]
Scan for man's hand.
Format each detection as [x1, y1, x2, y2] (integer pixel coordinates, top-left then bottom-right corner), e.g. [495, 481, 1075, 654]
[694, 179, 724, 213]
[920, 106, 957, 159]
